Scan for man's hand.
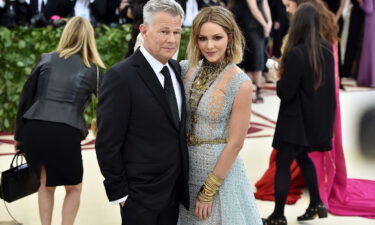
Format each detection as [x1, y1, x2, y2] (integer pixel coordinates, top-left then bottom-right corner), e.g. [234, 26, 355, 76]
[195, 199, 213, 220]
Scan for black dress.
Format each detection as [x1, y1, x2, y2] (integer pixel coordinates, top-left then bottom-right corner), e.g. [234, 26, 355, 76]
[22, 120, 83, 186]
[232, 0, 267, 71]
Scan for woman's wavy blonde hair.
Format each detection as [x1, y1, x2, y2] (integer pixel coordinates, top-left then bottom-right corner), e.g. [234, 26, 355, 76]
[187, 6, 245, 67]
[56, 16, 105, 68]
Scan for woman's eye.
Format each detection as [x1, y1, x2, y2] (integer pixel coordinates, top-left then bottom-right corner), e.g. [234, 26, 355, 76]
[198, 37, 206, 41]
[213, 36, 223, 40]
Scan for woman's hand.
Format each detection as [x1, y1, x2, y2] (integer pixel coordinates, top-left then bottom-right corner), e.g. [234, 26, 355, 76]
[273, 21, 280, 30]
[14, 141, 22, 153]
[263, 21, 272, 38]
[195, 199, 213, 220]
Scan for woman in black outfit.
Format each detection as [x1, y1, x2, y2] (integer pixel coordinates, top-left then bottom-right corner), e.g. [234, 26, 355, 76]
[231, 0, 272, 103]
[14, 16, 105, 225]
[263, 3, 336, 225]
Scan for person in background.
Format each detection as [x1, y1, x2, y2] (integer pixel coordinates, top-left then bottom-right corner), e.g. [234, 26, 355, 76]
[118, 0, 134, 24]
[357, 0, 375, 87]
[342, 0, 365, 79]
[257, 0, 375, 219]
[0, 0, 29, 28]
[269, 0, 288, 58]
[177, 0, 199, 27]
[90, 0, 119, 27]
[14, 16, 105, 225]
[27, 0, 76, 27]
[125, 0, 149, 57]
[231, 0, 273, 103]
[262, 3, 336, 224]
[322, 0, 345, 88]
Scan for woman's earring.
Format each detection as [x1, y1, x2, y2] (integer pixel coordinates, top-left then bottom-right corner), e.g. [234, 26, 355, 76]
[226, 44, 232, 56]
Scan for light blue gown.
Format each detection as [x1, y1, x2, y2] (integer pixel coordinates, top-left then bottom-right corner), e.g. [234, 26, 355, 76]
[178, 60, 262, 225]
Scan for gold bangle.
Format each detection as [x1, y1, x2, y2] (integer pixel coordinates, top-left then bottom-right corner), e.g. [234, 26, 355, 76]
[197, 173, 224, 202]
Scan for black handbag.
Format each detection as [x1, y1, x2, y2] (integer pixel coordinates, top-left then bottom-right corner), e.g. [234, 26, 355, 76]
[0, 152, 40, 203]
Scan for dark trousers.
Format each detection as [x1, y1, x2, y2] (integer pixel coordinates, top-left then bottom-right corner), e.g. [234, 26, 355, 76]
[120, 194, 179, 225]
[272, 142, 322, 217]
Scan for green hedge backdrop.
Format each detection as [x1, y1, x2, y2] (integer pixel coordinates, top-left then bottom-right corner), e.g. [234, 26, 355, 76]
[0, 25, 191, 132]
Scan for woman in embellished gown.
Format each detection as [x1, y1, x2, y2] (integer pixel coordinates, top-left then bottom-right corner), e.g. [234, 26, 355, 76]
[178, 6, 262, 225]
[256, 0, 375, 219]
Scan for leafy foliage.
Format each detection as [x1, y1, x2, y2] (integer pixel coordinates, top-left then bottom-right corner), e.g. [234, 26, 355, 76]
[0, 25, 190, 132]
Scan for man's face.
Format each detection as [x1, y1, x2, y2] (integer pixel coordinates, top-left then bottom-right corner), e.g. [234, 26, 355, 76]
[140, 12, 182, 64]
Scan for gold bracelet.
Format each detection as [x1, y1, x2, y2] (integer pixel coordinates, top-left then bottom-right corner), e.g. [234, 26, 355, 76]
[197, 173, 224, 202]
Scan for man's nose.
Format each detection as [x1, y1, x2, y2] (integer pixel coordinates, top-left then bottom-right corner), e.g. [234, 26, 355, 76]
[166, 33, 176, 43]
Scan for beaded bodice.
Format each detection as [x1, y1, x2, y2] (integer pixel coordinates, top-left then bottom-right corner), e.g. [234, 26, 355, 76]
[180, 60, 250, 146]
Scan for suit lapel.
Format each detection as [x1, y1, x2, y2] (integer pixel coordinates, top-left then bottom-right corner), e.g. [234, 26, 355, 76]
[133, 50, 179, 130]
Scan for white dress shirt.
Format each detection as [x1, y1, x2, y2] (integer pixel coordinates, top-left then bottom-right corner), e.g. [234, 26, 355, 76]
[139, 45, 182, 119]
[109, 45, 182, 205]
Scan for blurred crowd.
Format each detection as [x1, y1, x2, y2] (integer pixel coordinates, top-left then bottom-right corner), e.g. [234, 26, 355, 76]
[0, 0, 226, 28]
[0, 0, 371, 85]
[0, 0, 136, 28]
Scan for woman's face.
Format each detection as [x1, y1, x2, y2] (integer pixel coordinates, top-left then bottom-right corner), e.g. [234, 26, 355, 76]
[198, 22, 229, 63]
[282, 0, 298, 15]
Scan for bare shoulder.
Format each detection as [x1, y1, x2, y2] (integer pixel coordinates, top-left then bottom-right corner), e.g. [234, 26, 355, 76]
[226, 64, 245, 77]
[238, 80, 253, 94]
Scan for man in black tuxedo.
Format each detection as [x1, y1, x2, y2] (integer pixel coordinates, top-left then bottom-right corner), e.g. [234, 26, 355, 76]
[95, 0, 189, 224]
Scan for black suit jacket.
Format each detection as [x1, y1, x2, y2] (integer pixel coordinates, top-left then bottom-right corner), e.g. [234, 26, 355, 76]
[95, 49, 189, 212]
[273, 43, 336, 151]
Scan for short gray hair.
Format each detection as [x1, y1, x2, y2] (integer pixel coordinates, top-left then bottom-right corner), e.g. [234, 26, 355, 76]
[143, 0, 184, 26]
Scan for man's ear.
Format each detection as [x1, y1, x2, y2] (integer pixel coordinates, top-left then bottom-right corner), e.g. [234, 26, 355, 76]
[139, 24, 147, 38]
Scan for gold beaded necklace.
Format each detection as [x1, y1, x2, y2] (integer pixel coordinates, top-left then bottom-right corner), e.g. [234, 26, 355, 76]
[188, 58, 229, 139]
